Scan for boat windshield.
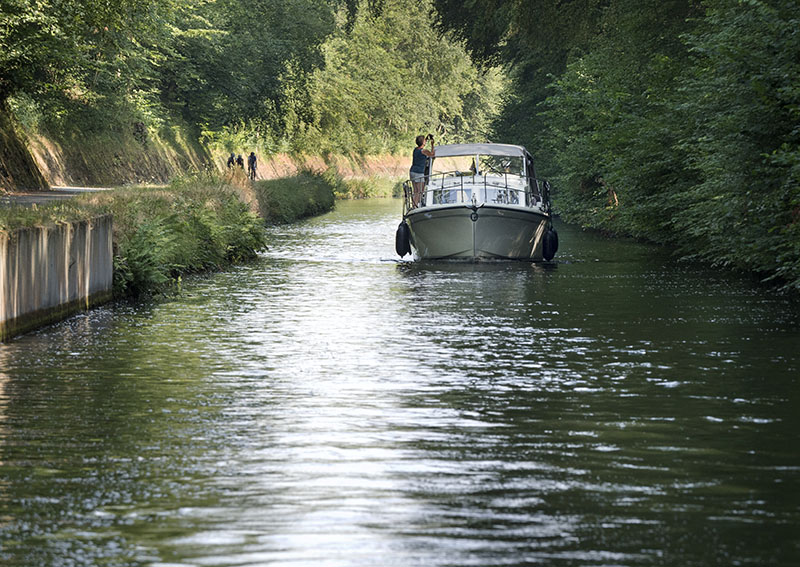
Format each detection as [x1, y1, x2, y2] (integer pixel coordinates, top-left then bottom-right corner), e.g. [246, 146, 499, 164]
[431, 154, 525, 177]
[431, 155, 477, 176]
[479, 155, 524, 177]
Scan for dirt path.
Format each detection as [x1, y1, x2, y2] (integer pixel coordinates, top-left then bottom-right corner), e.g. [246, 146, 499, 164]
[0, 186, 110, 206]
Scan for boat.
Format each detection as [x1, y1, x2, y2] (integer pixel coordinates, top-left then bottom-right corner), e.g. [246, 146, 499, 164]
[395, 143, 558, 261]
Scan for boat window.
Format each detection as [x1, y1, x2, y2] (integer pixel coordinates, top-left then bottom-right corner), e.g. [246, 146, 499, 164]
[431, 154, 525, 177]
[479, 155, 524, 177]
[431, 155, 477, 176]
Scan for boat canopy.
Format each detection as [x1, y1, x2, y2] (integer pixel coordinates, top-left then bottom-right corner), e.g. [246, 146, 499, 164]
[432, 143, 529, 158]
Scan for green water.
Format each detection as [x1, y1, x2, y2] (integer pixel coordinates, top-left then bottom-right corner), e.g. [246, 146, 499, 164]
[1, 199, 798, 566]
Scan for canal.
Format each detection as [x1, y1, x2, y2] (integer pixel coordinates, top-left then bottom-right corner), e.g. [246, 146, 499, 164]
[1, 198, 799, 566]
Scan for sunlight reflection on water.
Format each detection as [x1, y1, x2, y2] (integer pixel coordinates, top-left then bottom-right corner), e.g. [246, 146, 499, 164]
[0, 199, 799, 566]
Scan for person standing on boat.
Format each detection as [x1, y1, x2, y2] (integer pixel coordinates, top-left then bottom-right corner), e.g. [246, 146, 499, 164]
[410, 134, 435, 206]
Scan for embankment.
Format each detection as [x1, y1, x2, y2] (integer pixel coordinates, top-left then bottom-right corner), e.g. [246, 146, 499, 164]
[0, 215, 113, 341]
[220, 152, 408, 182]
[26, 123, 211, 188]
[0, 106, 49, 191]
[0, 169, 347, 340]
[2, 102, 407, 193]
[1, 106, 212, 192]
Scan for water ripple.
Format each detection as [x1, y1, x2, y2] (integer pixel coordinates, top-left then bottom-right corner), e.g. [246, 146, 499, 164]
[0, 199, 799, 566]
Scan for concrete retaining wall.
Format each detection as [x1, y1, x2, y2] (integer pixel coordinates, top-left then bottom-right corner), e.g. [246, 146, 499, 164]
[0, 215, 113, 341]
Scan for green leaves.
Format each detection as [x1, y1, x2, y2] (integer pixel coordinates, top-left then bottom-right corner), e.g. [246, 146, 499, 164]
[538, 0, 800, 288]
[433, 0, 800, 287]
[2, 0, 340, 142]
[253, 168, 336, 224]
[672, 0, 800, 286]
[159, 0, 335, 133]
[0, 1, 67, 99]
[3, 0, 503, 158]
[297, 0, 505, 154]
[104, 180, 268, 296]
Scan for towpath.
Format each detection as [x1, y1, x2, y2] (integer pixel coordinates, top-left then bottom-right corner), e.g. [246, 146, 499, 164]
[0, 186, 110, 206]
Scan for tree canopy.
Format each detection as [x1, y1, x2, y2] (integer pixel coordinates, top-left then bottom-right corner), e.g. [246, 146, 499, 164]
[296, 0, 505, 154]
[1, 0, 502, 152]
[436, 0, 800, 290]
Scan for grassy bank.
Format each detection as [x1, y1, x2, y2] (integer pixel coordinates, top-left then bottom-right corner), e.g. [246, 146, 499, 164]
[333, 174, 403, 200]
[25, 120, 211, 188]
[2, 93, 213, 189]
[0, 169, 341, 297]
[255, 168, 338, 224]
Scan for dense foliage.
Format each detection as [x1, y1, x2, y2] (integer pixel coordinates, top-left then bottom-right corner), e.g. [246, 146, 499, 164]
[295, 0, 505, 154]
[544, 0, 701, 240]
[1, 0, 174, 132]
[0, 169, 341, 296]
[160, 0, 335, 138]
[436, 0, 800, 290]
[675, 0, 800, 285]
[1, 0, 501, 154]
[78, 176, 268, 296]
[0, 175, 267, 295]
[254, 169, 338, 223]
[433, 0, 606, 165]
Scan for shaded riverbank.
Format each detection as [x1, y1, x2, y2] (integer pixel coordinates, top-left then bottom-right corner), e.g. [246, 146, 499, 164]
[1, 103, 407, 193]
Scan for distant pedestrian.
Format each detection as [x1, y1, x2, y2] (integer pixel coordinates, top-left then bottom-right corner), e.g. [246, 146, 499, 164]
[226, 152, 235, 169]
[247, 152, 257, 180]
[236, 154, 244, 169]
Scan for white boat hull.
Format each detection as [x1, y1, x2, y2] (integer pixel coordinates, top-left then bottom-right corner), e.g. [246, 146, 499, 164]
[406, 204, 550, 260]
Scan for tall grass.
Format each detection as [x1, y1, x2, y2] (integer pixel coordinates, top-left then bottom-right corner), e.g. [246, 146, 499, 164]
[0, 168, 343, 297]
[0, 201, 95, 231]
[253, 167, 337, 224]
[334, 175, 403, 199]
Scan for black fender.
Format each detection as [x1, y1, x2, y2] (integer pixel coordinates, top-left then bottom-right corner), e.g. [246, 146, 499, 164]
[542, 228, 558, 261]
[395, 221, 411, 257]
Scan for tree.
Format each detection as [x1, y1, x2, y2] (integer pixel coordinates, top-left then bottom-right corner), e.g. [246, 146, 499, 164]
[297, 0, 505, 154]
[674, 0, 800, 286]
[432, 0, 607, 166]
[545, 0, 701, 239]
[1, 0, 176, 133]
[158, 0, 335, 139]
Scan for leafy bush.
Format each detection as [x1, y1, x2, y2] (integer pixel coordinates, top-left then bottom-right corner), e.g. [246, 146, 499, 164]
[95, 177, 267, 295]
[542, 0, 800, 290]
[672, 0, 800, 289]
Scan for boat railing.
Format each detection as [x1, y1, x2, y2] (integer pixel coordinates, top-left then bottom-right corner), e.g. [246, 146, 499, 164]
[403, 171, 550, 215]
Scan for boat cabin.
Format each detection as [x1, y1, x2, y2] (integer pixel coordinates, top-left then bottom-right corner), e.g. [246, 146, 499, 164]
[417, 143, 545, 209]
